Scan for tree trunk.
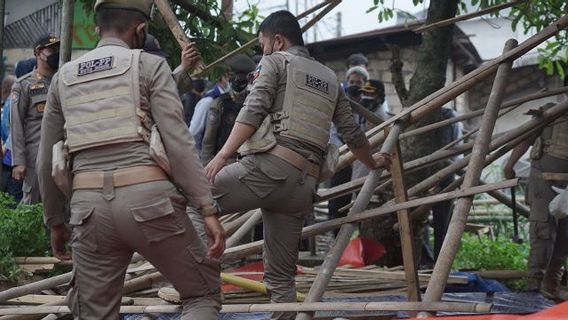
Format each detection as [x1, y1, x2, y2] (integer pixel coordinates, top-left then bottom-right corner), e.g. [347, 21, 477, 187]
[361, 0, 459, 267]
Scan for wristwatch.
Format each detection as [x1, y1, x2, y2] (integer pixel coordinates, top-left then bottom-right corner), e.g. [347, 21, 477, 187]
[200, 201, 220, 217]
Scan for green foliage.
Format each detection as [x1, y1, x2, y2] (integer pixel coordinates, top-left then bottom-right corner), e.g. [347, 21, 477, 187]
[0, 194, 49, 281]
[367, 0, 567, 79]
[77, 0, 261, 79]
[453, 234, 529, 290]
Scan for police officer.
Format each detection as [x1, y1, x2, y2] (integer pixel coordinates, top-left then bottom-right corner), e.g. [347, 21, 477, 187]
[205, 11, 390, 320]
[37, 1, 224, 319]
[201, 54, 256, 164]
[10, 34, 60, 204]
[505, 103, 568, 300]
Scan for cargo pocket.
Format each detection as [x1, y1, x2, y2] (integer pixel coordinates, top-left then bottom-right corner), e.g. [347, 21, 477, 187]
[130, 197, 186, 244]
[239, 155, 288, 198]
[186, 242, 221, 295]
[69, 206, 97, 252]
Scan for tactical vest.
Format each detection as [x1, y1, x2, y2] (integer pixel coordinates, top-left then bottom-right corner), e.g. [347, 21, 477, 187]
[272, 52, 339, 151]
[59, 46, 148, 153]
[216, 94, 242, 153]
[543, 114, 568, 160]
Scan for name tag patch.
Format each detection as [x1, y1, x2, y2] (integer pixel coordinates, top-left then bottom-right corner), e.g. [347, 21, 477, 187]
[77, 57, 114, 76]
[305, 74, 329, 94]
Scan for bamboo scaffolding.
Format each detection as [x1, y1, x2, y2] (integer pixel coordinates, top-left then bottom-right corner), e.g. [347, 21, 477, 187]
[336, 14, 568, 171]
[421, 39, 517, 314]
[0, 301, 492, 315]
[413, 0, 525, 33]
[297, 122, 405, 320]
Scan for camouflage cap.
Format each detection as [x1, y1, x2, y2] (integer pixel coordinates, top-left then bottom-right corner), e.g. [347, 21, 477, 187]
[226, 54, 256, 74]
[94, 0, 153, 18]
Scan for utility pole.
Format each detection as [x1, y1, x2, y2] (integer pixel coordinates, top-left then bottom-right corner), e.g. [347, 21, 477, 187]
[336, 11, 342, 37]
[59, 0, 74, 65]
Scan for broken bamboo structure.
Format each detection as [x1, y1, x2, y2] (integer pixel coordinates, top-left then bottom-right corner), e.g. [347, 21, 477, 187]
[336, 14, 568, 171]
[297, 122, 405, 320]
[420, 39, 517, 313]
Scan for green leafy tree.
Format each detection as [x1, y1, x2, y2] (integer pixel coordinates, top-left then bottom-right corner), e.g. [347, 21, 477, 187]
[77, 0, 261, 77]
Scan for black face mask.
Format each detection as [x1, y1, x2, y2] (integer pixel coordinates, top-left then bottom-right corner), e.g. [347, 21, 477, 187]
[230, 74, 249, 93]
[46, 52, 60, 70]
[347, 85, 361, 98]
[360, 97, 377, 110]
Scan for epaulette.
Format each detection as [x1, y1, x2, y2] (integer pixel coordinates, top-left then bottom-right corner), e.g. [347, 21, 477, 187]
[16, 71, 33, 83]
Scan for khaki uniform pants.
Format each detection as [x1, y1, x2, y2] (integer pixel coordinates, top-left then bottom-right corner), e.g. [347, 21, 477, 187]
[21, 167, 41, 205]
[68, 180, 221, 320]
[527, 155, 568, 288]
[213, 153, 317, 320]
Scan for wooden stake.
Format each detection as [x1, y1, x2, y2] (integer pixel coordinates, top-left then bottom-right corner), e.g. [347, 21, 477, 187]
[390, 137, 421, 303]
[421, 40, 518, 314]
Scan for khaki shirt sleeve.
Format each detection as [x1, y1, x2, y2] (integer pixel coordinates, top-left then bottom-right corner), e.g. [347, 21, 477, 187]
[37, 74, 67, 227]
[146, 57, 214, 208]
[172, 65, 193, 95]
[201, 100, 221, 165]
[236, 55, 280, 128]
[9, 81, 27, 166]
[333, 88, 367, 150]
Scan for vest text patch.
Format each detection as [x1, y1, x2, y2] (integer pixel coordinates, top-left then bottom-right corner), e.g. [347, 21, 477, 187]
[77, 57, 114, 76]
[305, 74, 329, 94]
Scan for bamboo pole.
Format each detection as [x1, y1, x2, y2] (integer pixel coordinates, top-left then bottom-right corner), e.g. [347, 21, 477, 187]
[297, 122, 402, 320]
[390, 138, 420, 303]
[224, 210, 256, 236]
[222, 179, 517, 263]
[301, 0, 340, 32]
[0, 301, 489, 314]
[336, 14, 568, 171]
[226, 210, 262, 248]
[421, 39, 518, 313]
[0, 301, 491, 315]
[0, 274, 71, 303]
[413, 0, 525, 33]
[153, 0, 208, 74]
[59, 0, 74, 66]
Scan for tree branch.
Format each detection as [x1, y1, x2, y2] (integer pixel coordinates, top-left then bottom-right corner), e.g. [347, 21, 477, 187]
[388, 44, 409, 107]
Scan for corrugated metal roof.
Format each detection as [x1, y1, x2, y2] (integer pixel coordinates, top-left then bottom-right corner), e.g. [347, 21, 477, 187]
[5, 2, 61, 49]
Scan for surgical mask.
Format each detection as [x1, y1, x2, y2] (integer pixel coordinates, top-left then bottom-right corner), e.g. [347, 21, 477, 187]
[46, 52, 60, 70]
[347, 85, 361, 98]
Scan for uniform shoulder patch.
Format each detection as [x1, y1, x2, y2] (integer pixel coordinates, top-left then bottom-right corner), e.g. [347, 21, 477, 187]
[305, 74, 329, 94]
[77, 56, 114, 76]
[253, 65, 262, 82]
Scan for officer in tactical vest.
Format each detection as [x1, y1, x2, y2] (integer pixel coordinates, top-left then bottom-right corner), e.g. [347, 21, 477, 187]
[204, 11, 391, 320]
[201, 54, 256, 164]
[37, 1, 224, 319]
[10, 34, 60, 204]
[505, 102, 568, 300]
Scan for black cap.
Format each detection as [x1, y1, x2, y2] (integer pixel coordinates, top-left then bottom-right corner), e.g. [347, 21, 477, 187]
[346, 53, 368, 67]
[34, 34, 60, 53]
[361, 79, 385, 96]
[226, 54, 256, 74]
